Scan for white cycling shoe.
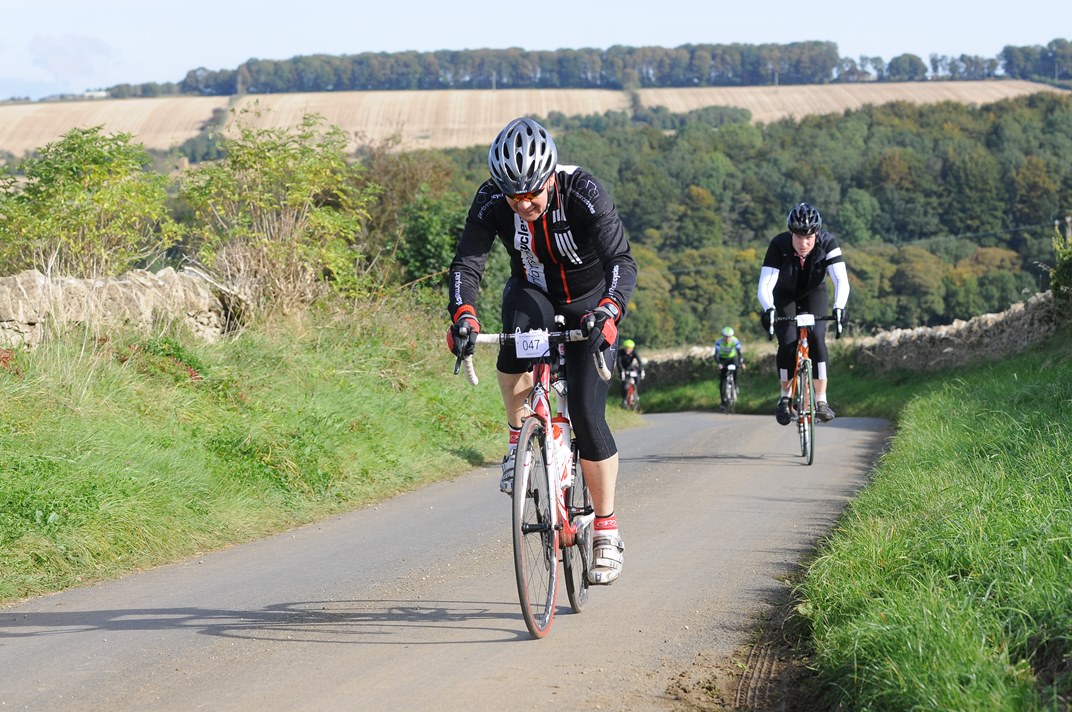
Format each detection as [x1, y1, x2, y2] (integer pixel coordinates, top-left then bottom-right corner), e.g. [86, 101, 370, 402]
[587, 534, 624, 585]
[499, 452, 515, 495]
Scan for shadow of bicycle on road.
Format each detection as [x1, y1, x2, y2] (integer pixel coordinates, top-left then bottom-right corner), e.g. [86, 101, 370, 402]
[0, 597, 544, 646]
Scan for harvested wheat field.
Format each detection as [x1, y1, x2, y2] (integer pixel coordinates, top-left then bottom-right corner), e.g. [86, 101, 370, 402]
[0, 95, 231, 156]
[0, 80, 1063, 158]
[638, 80, 1062, 124]
[230, 88, 631, 152]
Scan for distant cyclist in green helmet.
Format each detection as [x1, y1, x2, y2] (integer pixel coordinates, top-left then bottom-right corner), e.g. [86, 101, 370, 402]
[714, 326, 745, 412]
[616, 338, 645, 409]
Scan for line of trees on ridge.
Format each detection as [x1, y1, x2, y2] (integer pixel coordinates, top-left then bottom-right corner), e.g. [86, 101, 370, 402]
[99, 38, 1072, 99]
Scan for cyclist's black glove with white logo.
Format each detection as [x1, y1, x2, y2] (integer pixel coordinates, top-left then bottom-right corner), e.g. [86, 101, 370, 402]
[762, 308, 776, 336]
[833, 307, 845, 339]
[582, 299, 620, 352]
[446, 310, 480, 358]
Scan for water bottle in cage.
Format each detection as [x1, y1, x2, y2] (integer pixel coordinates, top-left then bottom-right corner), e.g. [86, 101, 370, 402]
[552, 415, 574, 488]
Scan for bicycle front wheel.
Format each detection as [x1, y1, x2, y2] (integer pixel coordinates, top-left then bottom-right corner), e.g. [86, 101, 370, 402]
[512, 417, 558, 638]
[562, 451, 591, 613]
[796, 363, 815, 466]
[726, 373, 738, 414]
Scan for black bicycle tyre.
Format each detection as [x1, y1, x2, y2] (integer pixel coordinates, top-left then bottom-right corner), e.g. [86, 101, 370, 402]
[795, 362, 808, 457]
[725, 371, 737, 414]
[797, 364, 815, 466]
[512, 417, 558, 639]
[562, 450, 591, 613]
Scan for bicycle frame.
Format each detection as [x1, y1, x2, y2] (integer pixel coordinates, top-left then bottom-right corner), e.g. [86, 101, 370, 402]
[790, 321, 815, 465]
[772, 312, 835, 466]
[526, 349, 587, 548]
[721, 362, 738, 413]
[462, 327, 601, 543]
[622, 369, 640, 409]
[457, 324, 608, 637]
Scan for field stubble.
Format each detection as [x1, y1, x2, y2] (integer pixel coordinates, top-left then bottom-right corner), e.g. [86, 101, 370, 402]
[0, 80, 1060, 158]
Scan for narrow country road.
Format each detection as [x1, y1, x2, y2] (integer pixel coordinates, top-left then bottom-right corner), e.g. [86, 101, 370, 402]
[0, 412, 890, 711]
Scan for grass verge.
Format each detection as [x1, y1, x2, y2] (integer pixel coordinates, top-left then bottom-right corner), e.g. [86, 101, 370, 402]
[0, 293, 638, 605]
[796, 328, 1072, 710]
[0, 294, 500, 603]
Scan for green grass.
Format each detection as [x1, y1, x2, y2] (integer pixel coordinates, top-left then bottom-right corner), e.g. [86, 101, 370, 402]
[0, 294, 638, 604]
[796, 334, 1072, 711]
[0, 296, 504, 602]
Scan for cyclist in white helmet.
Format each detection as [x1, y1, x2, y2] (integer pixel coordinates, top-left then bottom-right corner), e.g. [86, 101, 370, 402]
[446, 117, 638, 585]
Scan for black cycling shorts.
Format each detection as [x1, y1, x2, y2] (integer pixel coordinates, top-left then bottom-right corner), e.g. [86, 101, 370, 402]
[774, 287, 829, 377]
[498, 277, 618, 462]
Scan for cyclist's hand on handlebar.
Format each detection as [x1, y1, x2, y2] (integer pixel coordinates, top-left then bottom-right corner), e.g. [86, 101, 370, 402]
[833, 307, 845, 339]
[762, 308, 776, 337]
[446, 314, 480, 358]
[581, 299, 620, 352]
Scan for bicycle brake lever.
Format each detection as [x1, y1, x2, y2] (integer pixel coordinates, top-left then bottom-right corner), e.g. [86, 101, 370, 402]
[592, 350, 612, 382]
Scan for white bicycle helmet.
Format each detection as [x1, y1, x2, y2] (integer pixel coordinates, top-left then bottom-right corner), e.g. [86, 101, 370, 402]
[487, 117, 558, 195]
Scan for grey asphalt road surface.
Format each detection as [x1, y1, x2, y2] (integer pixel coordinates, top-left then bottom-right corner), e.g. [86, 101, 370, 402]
[0, 412, 890, 711]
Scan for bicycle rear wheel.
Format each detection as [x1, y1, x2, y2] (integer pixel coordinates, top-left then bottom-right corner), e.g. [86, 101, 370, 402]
[512, 417, 558, 638]
[725, 372, 737, 414]
[562, 451, 591, 613]
[796, 363, 815, 465]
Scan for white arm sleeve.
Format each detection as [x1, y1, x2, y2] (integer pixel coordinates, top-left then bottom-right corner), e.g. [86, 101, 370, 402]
[757, 266, 779, 311]
[827, 261, 850, 309]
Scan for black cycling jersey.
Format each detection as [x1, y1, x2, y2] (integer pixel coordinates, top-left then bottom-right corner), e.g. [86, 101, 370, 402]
[447, 165, 637, 322]
[617, 350, 643, 375]
[760, 229, 848, 380]
[761, 230, 845, 303]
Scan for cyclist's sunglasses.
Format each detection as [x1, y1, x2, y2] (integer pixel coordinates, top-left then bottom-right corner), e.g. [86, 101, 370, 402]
[506, 187, 545, 202]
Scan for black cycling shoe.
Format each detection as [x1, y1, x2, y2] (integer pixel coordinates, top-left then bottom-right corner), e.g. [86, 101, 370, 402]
[775, 397, 793, 426]
[815, 402, 836, 422]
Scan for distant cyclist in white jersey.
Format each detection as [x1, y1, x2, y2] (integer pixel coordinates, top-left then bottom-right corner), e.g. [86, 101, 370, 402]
[757, 202, 849, 425]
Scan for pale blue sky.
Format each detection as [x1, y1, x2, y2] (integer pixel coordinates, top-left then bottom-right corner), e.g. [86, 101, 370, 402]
[3, 0, 1068, 100]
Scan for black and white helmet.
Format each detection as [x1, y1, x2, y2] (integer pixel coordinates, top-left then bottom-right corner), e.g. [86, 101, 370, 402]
[487, 117, 558, 195]
[787, 202, 822, 235]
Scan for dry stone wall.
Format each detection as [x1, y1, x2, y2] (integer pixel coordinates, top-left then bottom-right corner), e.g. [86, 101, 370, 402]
[0, 269, 1060, 382]
[0, 268, 226, 348]
[643, 291, 1061, 388]
[846, 292, 1059, 373]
